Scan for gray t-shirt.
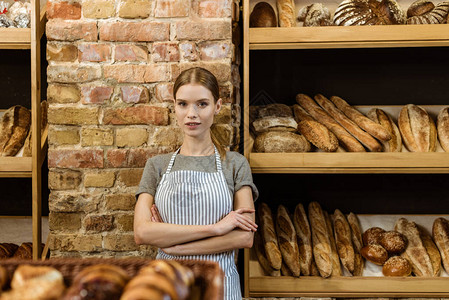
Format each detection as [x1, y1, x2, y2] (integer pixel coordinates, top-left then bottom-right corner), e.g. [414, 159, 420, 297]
[136, 151, 259, 201]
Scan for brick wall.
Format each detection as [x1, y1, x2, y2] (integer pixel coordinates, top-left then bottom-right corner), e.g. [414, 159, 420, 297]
[46, 0, 241, 258]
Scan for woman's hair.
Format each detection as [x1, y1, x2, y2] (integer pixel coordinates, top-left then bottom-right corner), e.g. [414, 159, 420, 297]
[173, 67, 226, 159]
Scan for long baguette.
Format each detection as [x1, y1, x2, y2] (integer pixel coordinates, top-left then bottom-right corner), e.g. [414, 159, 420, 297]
[333, 209, 355, 274]
[367, 108, 402, 152]
[347, 212, 364, 276]
[296, 94, 365, 152]
[432, 217, 449, 274]
[324, 210, 342, 276]
[330, 96, 391, 142]
[258, 203, 282, 270]
[254, 231, 281, 276]
[314, 94, 382, 152]
[293, 203, 313, 275]
[308, 202, 332, 278]
[276, 205, 301, 277]
[418, 226, 441, 276]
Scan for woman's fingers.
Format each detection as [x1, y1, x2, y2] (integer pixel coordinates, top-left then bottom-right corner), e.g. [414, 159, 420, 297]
[236, 214, 258, 231]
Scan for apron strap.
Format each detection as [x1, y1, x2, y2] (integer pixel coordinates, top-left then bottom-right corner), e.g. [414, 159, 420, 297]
[165, 146, 222, 174]
[214, 146, 223, 172]
[165, 147, 181, 174]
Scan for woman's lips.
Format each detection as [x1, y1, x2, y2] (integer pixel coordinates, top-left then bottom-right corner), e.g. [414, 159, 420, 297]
[185, 122, 200, 129]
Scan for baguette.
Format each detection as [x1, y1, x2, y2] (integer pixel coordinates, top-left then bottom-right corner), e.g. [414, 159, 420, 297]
[276, 205, 301, 277]
[0, 105, 31, 156]
[432, 217, 449, 274]
[254, 231, 281, 276]
[281, 262, 293, 276]
[308, 201, 332, 278]
[437, 107, 449, 152]
[293, 203, 313, 275]
[258, 203, 282, 270]
[331, 96, 391, 142]
[367, 108, 402, 152]
[333, 209, 355, 274]
[353, 251, 364, 276]
[418, 225, 441, 276]
[324, 210, 342, 276]
[276, 0, 296, 27]
[296, 94, 365, 152]
[314, 94, 382, 152]
[347, 212, 363, 252]
[311, 258, 320, 276]
[293, 105, 339, 152]
[395, 218, 433, 276]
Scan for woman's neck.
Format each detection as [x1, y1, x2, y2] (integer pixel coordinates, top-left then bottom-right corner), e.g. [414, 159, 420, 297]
[179, 137, 215, 156]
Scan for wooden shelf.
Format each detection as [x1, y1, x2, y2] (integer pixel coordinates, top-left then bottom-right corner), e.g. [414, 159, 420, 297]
[249, 24, 449, 50]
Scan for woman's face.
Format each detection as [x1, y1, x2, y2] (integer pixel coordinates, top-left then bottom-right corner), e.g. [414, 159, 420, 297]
[174, 83, 221, 140]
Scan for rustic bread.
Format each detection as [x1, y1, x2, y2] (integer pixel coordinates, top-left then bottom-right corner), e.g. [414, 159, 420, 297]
[297, 3, 332, 26]
[363, 227, 386, 246]
[252, 117, 298, 133]
[367, 108, 402, 152]
[293, 104, 339, 152]
[296, 94, 365, 152]
[419, 225, 441, 276]
[250, 2, 277, 27]
[276, 205, 301, 277]
[254, 231, 281, 276]
[347, 213, 363, 252]
[398, 104, 437, 152]
[437, 107, 449, 152]
[324, 210, 342, 276]
[379, 231, 407, 255]
[280, 262, 293, 276]
[293, 203, 313, 275]
[254, 131, 311, 153]
[333, 0, 406, 25]
[361, 244, 388, 265]
[432, 217, 449, 274]
[353, 251, 364, 276]
[407, 0, 449, 24]
[0, 105, 31, 156]
[277, 0, 296, 27]
[382, 256, 412, 277]
[395, 218, 433, 276]
[333, 209, 355, 274]
[12, 242, 33, 259]
[308, 201, 333, 278]
[258, 202, 282, 270]
[315, 94, 382, 152]
[257, 103, 293, 118]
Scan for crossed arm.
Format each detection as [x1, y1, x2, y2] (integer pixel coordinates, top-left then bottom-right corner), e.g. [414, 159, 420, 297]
[133, 186, 256, 254]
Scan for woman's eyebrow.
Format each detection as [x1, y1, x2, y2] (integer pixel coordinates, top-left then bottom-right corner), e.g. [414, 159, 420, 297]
[176, 98, 210, 102]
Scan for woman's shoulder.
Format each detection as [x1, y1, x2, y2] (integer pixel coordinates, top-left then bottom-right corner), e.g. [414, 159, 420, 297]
[224, 151, 249, 166]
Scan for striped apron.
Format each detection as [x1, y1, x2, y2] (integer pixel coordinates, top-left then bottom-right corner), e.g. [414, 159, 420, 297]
[155, 147, 241, 300]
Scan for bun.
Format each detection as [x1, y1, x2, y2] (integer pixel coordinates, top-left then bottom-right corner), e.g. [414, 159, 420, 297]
[333, 209, 355, 274]
[363, 227, 386, 246]
[437, 107, 449, 152]
[254, 131, 311, 153]
[293, 203, 313, 275]
[276, 0, 296, 27]
[258, 203, 282, 270]
[367, 108, 402, 152]
[398, 104, 437, 152]
[407, 0, 449, 24]
[297, 3, 332, 26]
[382, 256, 412, 277]
[333, 0, 406, 25]
[432, 217, 449, 274]
[380, 231, 408, 254]
[276, 205, 301, 277]
[361, 244, 388, 265]
[250, 2, 277, 27]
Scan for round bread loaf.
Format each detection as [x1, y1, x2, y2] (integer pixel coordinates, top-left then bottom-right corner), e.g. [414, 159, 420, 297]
[297, 3, 332, 26]
[333, 0, 406, 25]
[437, 107, 449, 152]
[250, 2, 277, 27]
[382, 256, 412, 276]
[406, 0, 449, 24]
[363, 227, 386, 246]
[380, 231, 408, 254]
[254, 131, 311, 153]
[361, 244, 389, 265]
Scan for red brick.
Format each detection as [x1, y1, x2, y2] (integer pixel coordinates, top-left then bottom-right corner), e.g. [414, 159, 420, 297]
[81, 86, 113, 104]
[46, 19, 98, 41]
[175, 20, 231, 41]
[47, 65, 102, 83]
[154, 83, 174, 102]
[78, 43, 112, 62]
[99, 22, 169, 42]
[195, 0, 232, 18]
[152, 42, 180, 62]
[48, 149, 104, 168]
[199, 41, 231, 60]
[120, 86, 149, 104]
[103, 64, 171, 83]
[84, 215, 114, 232]
[172, 62, 231, 83]
[115, 44, 148, 62]
[103, 106, 169, 125]
[179, 42, 198, 61]
[106, 149, 159, 168]
[47, 1, 82, 20]
[154, 0, 189, 17]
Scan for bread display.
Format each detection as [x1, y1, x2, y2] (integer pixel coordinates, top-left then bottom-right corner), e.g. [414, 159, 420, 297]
[276, 205, 301, 277]
[250, 2, 277, 27]
[276, 0, 296, 27]
[382, 256, 412, 277]
[379, 231, 408, 254]
[254, 131, 311, 153]
[432, 217, 449, 274]
[258, 202, 282, 270]
[437, 107, 449, 152]
[333, 0, 406, 25]
[398, 104, 437, 152]
[297, 3, 332, 26]
[367, 108, 402, 152]
[293, 203, 313, 275]
[0, 105, 31, 156]
[406, 0, 449, 24]
[324, 210, 342, 276]
[333, 209, 355, 274]
[363, 227, 386, 246]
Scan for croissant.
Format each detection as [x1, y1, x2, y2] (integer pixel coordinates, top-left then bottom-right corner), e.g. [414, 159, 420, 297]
[406, 0, 449, 24]
[333, 0, 406, 25]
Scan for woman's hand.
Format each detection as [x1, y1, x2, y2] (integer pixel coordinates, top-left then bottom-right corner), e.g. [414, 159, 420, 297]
[151, 204, 163, 223]
[214, 208, 257, 236]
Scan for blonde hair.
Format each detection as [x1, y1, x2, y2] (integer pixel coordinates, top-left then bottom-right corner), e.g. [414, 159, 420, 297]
[174, 67, 226, 159]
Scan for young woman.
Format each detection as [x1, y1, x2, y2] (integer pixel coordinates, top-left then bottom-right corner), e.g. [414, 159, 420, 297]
[134, 67, 259, 299]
